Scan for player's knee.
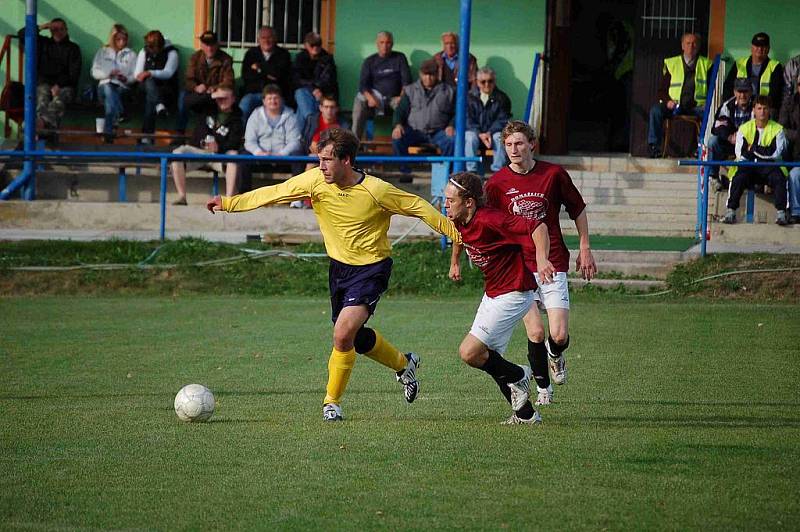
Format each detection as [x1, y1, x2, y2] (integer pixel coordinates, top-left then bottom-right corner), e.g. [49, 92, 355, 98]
[550, 330, 569, 346]
[458, 344, 482, 367]
[332, 329, 356, 351]
[353, 327, 376, 354]
[527, 331, 545, 343]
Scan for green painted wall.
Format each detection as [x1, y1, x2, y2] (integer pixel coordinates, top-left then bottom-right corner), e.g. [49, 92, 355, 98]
[333, 0, 545, 120]
[722, 0, 800, 65]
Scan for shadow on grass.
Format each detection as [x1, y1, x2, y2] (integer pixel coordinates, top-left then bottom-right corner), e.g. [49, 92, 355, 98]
[582, 415, 800, 428]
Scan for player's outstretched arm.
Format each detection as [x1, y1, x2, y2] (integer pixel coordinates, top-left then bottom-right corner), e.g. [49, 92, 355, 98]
[574, 210, 597, 281]
[207, 195, 222, 213]
[532, 223, 554, 284]
[449, 242, 463, 281]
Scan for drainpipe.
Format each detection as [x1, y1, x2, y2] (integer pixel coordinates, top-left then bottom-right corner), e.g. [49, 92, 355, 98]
[1, 0, 37, 200]
[452, 0, 472, 173]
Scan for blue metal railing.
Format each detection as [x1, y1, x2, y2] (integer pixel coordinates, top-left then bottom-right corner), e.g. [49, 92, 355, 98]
[523, 52, 542, 124]
[693, 54, 722, 257]
[0, 149, 479, 240]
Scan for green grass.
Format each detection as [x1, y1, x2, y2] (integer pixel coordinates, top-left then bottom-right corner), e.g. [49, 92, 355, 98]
[562, 234, 696, 252]
[2, 296, 799, 530]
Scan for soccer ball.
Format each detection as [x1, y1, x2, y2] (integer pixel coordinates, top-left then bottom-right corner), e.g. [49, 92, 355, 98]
[174, 384, 215, 422]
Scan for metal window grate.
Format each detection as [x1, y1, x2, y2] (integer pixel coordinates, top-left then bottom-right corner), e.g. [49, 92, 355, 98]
[213, 0, 320, 49]
[641, 0, 697, 39]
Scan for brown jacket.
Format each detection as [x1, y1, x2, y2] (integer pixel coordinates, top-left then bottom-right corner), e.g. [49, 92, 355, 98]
[185, 49, 235, 92]
[434, 51, 478, 89]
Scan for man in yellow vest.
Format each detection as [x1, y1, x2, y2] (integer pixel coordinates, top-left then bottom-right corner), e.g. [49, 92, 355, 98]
[647, 33, 711, 158]
[723, 95, 789, 225]
[723, 32, 784, 117]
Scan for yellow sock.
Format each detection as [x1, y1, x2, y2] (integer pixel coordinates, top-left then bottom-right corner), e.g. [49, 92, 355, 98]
[323, 347, 356, 405]
[364, 330, 406, 371]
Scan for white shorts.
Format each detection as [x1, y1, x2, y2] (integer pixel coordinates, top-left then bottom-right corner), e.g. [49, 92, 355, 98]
[533, 271, 570, 311]
[469, 290, 535, 355]
[173, 144, 226, 173]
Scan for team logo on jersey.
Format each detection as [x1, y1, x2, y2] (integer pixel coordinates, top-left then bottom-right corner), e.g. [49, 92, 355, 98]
[509, 196, 548, 220]
[464, 243, 490, 270]
[506, 187, 520, 195]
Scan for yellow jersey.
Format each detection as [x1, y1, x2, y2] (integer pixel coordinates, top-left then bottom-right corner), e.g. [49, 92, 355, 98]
[221, 167, 461, 265]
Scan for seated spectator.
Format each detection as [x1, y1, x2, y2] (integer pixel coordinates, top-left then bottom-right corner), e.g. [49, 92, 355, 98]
[779, 75, 800, 224]
[135, 30, 179, 143]
[302, 95, 349, 156]
[170, 88, 243, 205]
[176, 31, 234, 137]
[783, 53, 800, 103]
[91, 24, 137, 143]
[723, 95, 789, 226]
[647, 32, 710, 158]
[708, 78, 753, 190]
[434, 32, 478, 89]
[17, 17, 81, 131]
[240, 85, 303, 191]
[351, 31, 412, 140]
[723, 32, 783, 117]
[292, 32, 338, 128]
[239, 26, 292, 123]
[392, 59, 455, 176]
[465, 66, 511, 172]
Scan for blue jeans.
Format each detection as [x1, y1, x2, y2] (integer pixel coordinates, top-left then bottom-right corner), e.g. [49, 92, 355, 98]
[141, 77, 160, 134]
[465, 130, 507, 172]
[239, 92, 264, 125]
[789, 167, 800, 217]
[99, 83, 128, 135]
[647, 103, 704, 147]
[294, 88, 318, 129]
[392, 127, 454, 173]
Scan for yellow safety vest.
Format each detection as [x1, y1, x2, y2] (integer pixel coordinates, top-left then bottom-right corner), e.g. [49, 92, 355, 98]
[728, 119, 788, 178]
[663, 55, 710, 107]
[735, 57, 780, 96]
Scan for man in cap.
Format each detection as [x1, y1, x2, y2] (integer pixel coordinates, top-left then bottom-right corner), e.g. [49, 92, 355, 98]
[707, 78, 754, 190]
[175, 31, 235, 138]
[723, 32, 783, 116]
[170, 87, 243, 205]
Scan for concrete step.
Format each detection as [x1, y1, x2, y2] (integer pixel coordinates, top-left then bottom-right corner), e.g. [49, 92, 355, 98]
[565, 210, 696, 223]
[569, 170, 698, 187]
[561, 221, 695, 237]
[542, 154, 696, 174]
[580, 203, 695, 215]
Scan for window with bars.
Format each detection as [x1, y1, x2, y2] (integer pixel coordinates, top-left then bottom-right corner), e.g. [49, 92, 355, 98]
[640, 0, 699, 39]
[213, 0, 321, 49]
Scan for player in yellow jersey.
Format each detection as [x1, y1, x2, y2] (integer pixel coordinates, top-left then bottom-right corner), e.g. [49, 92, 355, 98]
[207, 127, 462, 421]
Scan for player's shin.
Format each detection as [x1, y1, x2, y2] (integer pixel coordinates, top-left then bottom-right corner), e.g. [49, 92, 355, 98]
[323, 347, 357, 405]
[359, 328, 406, 371]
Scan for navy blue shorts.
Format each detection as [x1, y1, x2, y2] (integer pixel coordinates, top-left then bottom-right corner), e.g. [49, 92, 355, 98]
[329, 257, 393, 323]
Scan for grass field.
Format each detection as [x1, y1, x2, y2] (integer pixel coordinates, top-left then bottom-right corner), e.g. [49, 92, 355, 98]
[2, 295, 799, 530]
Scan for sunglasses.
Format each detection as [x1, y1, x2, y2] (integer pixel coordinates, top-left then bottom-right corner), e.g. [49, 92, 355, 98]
[477, 79, 495, 85]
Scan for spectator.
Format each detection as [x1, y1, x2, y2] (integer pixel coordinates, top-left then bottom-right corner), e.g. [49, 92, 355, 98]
[783, 53, 800, 103]
[647, 32, 711, 158]
[170, 88, 243, 205]
[723, 95, 789, 226]
[17, 17, 81, 131]
[291, 94, 348, 208]
[465, 66, 511, 172]
[292, 32, 338, 128]
[176, 31, 235, 137]
[240, 26, 292, 123]
[91, 24, 137, 143]
[302, 95, 349, 155]
[723, 32, 783, 116]
[434, 32, 478, 89]
[135, 30, 179, 143]
[392, 59, 455, 176]
[779, 75, 800, 224]
[351, 31, 412, 140]
[708, 78, 753, 190]
[241, 84, 303, 191]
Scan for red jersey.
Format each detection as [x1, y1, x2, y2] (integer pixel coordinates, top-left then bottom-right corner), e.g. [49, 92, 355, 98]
[455, 207, 540, 298]
[485, 161, 586, 272]
[312, 116, 340, 144]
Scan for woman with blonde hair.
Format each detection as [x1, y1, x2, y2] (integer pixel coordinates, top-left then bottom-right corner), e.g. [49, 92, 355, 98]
[91, 23, 137, 142]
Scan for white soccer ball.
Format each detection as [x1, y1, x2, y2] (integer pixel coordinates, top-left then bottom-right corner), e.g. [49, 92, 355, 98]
[174, 384, 215, 422]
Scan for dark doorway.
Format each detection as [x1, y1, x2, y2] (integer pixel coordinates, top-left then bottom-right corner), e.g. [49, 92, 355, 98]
[567, 0, 636, 153]
[629, 0, 710, 157]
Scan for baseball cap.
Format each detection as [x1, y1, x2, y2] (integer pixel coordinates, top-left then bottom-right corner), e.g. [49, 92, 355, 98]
[199, 31, 218, 45]
[734, 78, 753, 92]
[751, 32, 770, 47]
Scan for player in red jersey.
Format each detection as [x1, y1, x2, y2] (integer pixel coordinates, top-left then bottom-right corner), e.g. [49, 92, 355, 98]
[450, 120, 597, 406]
[445, 171, 554, 424]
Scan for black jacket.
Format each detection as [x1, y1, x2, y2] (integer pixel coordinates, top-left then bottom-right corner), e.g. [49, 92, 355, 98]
[779, 92, 800, 160]
[291, 49, 338, 100]
[18, 27, 82, 88]
[241, 45, 292, 103]
[466, 86, 512, 134]
[193, 106, 244, 154]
